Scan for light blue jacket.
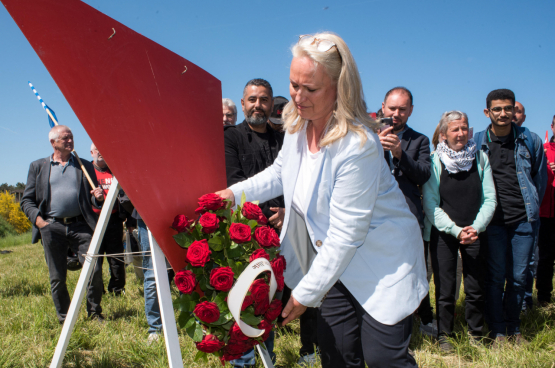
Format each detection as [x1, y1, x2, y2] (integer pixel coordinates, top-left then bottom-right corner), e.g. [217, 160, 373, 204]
[422, 150, 497, 242]
[229, 124, 428, 325]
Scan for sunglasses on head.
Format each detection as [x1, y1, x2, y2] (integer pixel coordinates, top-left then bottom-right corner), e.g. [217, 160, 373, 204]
[298, 35, 342, 62]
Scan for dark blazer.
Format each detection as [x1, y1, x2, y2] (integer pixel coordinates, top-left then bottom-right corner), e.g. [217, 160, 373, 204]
[224, 122, 285, 220]
[20, 155, 100, 244]
[387, 126, 431, 226]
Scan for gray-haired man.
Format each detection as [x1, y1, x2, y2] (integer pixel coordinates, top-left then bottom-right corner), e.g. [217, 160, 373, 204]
[21, 125, 106, 323]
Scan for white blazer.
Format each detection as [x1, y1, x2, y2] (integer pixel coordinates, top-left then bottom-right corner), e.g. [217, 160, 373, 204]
[229, 124, 428, 325]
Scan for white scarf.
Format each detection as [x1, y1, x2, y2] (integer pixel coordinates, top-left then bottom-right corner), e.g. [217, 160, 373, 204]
[436, 139, 477, 174]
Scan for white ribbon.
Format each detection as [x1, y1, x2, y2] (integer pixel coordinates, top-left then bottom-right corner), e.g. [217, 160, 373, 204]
[227, 258, 277, 368]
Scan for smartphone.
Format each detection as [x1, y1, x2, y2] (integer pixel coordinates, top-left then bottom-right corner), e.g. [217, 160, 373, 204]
[380, 117, 393, 132]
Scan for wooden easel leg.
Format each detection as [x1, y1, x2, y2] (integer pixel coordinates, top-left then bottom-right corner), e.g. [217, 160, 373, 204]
[50, 179, 120, 368]
[148, 230, 184, 368]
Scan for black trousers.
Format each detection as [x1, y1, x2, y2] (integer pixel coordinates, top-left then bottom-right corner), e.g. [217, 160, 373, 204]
[317, 282, 416, 368]
[40, 219, 103, 322]
[536, 217, 555, 303]
[99, 215, 126, 293]
[417, 241, 434, 325]
[430, 227, 485, 337]
[279, 286, 319, 355]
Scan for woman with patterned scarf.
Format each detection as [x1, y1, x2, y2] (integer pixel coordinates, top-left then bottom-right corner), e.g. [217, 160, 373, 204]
[422, 111, 497, 352]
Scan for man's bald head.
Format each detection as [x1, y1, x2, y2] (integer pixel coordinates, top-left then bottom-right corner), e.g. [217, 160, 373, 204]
[48, 125, 72, 142]
[513, 101, 526, 126]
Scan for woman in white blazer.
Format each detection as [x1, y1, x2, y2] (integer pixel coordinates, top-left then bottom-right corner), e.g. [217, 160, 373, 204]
[217, 33, 428, 367]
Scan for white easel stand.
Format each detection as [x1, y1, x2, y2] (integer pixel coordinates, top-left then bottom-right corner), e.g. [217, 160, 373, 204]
[49, 178, 183, 368]
[148, 230, 183, 368]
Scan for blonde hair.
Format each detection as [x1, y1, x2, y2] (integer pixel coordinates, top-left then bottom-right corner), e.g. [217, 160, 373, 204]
[282, 32, 379, 147]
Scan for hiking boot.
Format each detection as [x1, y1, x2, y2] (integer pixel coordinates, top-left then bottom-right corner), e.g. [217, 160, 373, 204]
[419, 319, 438, 338]
[491, 335, 507, 350]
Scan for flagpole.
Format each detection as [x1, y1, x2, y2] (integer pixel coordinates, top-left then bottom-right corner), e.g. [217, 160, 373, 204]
[29, 82, 96, 189]
[44, 108, 97, 189]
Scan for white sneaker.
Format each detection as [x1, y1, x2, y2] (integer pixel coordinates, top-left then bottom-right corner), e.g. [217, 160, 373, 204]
[147, 332, 160, 345]
[419, 319, 438, 338]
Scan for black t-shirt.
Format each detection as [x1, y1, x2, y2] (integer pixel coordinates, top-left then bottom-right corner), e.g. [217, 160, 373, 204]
[439, 159, 482, 228]
[486, 126, 527, 225]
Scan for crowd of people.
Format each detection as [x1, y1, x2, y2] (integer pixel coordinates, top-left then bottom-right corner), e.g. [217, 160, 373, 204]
[19, 31, 555, 368]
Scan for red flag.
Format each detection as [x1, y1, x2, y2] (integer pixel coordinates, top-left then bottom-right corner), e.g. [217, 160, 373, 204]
[2, 0, 225, 270]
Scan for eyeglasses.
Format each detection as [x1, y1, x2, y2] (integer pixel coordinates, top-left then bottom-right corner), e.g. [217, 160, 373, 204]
[489, 106, 514, 114]
[298, 35, 342, 61]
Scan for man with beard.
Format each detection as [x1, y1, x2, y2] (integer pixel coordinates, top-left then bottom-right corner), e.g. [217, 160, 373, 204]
[378, 87, 435, 338]
[223, 78, 284, 367]
[474, 89, 546, 347]
[513, 101, 526, 127]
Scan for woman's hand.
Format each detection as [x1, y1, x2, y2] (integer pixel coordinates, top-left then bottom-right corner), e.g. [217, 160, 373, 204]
[459, 226, 478, 245]
[215, 189, 235, 207]
[279, 294, 307, 327]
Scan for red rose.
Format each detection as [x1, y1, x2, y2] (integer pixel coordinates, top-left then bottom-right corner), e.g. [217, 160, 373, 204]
[195, 334, 225, 353]
[221, 352, 245, 363]
[172, 214, 194, 233]
[254, 226, 280, 248]
[249, 279, 270, 304]
[258, 319, 273, 341]
[254, 297, 270, 316]
[242, 202, 268, 225]
[229, 223, 252, 243]
[187, 239, 211, 267]
[275, 274, 285, 292]
[249, 249, 270, 262]
[199, 212, 219, 234]
[174, 269, 197, 294]
[193, 301, 220, 324]
[229, 322, 249, 341]
[195, 193, 225, 213]
[210, 267, 235, 292]
[271, 255, 287, 277]
[264, 299, 282, 322]
[241, 295, 253, 311]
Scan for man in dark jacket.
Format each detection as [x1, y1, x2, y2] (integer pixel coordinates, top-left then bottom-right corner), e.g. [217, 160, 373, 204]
[224, 78, 284, 367]
[379, 86, 434, 337]
[224, 78, 285, 230]
[21, 125, 105, 324]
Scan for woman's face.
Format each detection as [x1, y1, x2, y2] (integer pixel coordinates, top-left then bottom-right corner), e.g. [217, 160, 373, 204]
[440, 118, 469, 151]
[289, 56, 337, 125]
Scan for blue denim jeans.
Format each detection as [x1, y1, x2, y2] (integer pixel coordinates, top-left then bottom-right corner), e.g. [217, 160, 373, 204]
[138, 220, 162, 334]
[485, 221, 535, 337]
[231, 331, 275, 367]
[523, 229, 540, 310]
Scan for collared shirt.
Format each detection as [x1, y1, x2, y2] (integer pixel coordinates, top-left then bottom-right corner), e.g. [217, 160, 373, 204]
[46, 154, 82, 218]
[486, 126, 527, 225]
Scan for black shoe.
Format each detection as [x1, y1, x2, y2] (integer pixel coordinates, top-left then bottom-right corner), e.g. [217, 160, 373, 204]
[90, 313, 106, 324]
[438, 337, 454, 353]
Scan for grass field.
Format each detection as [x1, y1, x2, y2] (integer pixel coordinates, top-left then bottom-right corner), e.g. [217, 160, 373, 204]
[1, 234, 554, 367]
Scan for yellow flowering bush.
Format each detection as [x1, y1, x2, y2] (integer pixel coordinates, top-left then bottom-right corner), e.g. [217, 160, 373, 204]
[0, 191, 31, 234]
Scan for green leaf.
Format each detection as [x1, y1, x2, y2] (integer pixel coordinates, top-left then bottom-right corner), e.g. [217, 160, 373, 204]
[241, 192, 247, 206]
[221, 320, 234, 330]
[184, 316, 196, 329]
[215, 293, 230, 312]
[173, 232, 194, 248]
[247, 220, 258, 229]
[193, 322, 204, 342]
[191, 292, 201, 301]
[209, 311, 233, 326]
[208, 237, 224, 251]
[251, 200, 260, 205]
[178, 311, 192, 328]
[230, 241, 239, 249]
[194, 351, 208, 363]
[240, 312, 262, 326]
[227, 246, 245, 259]
[223, 208, 232, 222]
[185, 322, 198, 340]
[227, 259, 236, 270]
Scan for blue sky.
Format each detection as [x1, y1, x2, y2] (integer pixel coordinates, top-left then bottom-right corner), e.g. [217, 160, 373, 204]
[1, 0, 554, 185]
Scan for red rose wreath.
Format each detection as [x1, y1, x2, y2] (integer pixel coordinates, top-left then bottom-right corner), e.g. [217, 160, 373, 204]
[172, 193, 285, 365]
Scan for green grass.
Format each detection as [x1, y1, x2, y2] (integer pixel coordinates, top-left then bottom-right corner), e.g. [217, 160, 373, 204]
[1, 234, 554, 367]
